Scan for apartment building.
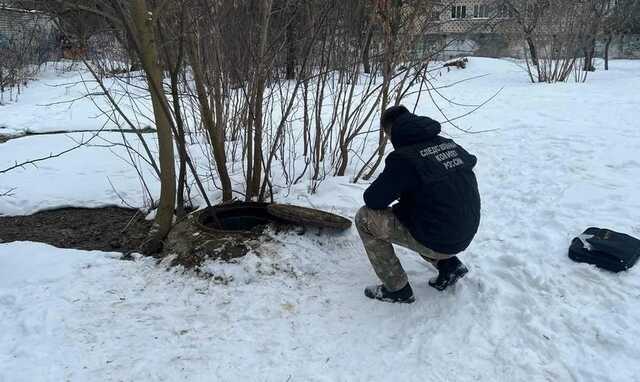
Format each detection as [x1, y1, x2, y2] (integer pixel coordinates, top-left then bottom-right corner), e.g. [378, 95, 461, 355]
[435, 0, 517, 34]
[420, 1, 518, 58]
[426, 0, 639, 59]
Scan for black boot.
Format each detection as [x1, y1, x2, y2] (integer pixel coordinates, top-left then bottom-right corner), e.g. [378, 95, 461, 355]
[364, 282, 415, 303]
[429, 256, 468, 291]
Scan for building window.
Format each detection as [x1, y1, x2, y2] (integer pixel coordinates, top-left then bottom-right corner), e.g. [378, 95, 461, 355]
[473, 4, 490, 18]
[451, 5, 467, 19]
[428, 9, 441, 21]
[526, 4, 535, 17]
[497, 4, 513, 18]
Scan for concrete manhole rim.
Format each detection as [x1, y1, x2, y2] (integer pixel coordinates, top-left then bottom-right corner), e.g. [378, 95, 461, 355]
[267, 203, 352, 230]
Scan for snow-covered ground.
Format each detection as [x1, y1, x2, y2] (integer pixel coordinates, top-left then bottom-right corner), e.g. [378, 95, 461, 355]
[0, 61, 153, 138]
[0, 132, 160, 215]
[1, 58, 640, 381]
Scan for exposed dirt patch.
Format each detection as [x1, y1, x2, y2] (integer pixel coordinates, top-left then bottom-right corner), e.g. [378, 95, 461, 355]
[0, 202, 351, 268]
[0, 207, 152, 253]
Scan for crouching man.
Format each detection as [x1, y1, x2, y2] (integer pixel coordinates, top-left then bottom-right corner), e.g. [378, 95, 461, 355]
[356, 105, 481, 303]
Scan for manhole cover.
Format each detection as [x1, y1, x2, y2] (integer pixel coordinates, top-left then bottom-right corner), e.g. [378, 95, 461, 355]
[267, 204, 352, 230]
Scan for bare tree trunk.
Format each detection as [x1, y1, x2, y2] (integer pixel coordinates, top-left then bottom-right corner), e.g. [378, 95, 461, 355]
[312, 82, 325, 181]
[210, 62, 233, 202]
[248, 0, 273, 200]
[604, 34, 613, 70]
[302, 78, 310, 157]
[285, 21, 296, 80]
[132, 0, 176, 252]
[245, 90, 254, 198]
[188, 41, 233, 202]
[526, 35, 539, 66]
[583, 38, 596, 72]
[250, 77, 266, 199]
[170, 71, 188, 217]
[362, 26, 374, 74]
[160, 6, 189, 217]
[362, 1, 397, 181]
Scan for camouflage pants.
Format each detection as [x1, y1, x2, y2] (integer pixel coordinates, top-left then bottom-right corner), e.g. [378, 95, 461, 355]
[355, 206, 454, 292]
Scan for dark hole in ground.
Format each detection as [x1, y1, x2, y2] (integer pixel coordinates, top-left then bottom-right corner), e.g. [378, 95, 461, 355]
[0, 207, 152, 253]
[198, 202, 288, 232]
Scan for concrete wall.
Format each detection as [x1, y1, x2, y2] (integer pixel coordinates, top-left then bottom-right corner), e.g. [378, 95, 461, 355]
[431, 33, 521, 60]
[0, 6, 53, 46]
[0, 6, 56, 65]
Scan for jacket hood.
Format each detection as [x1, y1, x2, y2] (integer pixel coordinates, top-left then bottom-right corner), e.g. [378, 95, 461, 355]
[390, 113, 442, 149]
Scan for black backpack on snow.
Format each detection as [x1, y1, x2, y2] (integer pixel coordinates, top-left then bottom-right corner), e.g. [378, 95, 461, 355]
[569, 227, 640, 272]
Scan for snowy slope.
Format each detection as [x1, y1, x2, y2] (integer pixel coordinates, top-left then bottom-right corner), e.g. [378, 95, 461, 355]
[0, 62, 153, 138]
[0, 132, 161, 215]
[1, 58, 640, 381]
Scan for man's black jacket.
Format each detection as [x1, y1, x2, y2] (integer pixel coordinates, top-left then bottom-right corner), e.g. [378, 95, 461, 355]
[364, 112, 481, 254]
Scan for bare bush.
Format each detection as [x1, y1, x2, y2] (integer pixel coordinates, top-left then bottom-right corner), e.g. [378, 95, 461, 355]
[504, 0, 622, 83]
[23, 0, 493, 251]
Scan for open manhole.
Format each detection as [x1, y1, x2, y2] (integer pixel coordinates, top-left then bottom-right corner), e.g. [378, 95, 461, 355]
[167, 202, 352, 268]
[197, 202, 285, 233]
[196, 202, 352, 233]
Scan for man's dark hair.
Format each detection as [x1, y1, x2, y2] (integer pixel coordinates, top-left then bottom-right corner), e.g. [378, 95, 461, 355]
[381, 105, 410, 133]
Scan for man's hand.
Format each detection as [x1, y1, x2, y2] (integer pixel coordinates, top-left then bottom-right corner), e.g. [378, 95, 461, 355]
[363, 154, 414, 209]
